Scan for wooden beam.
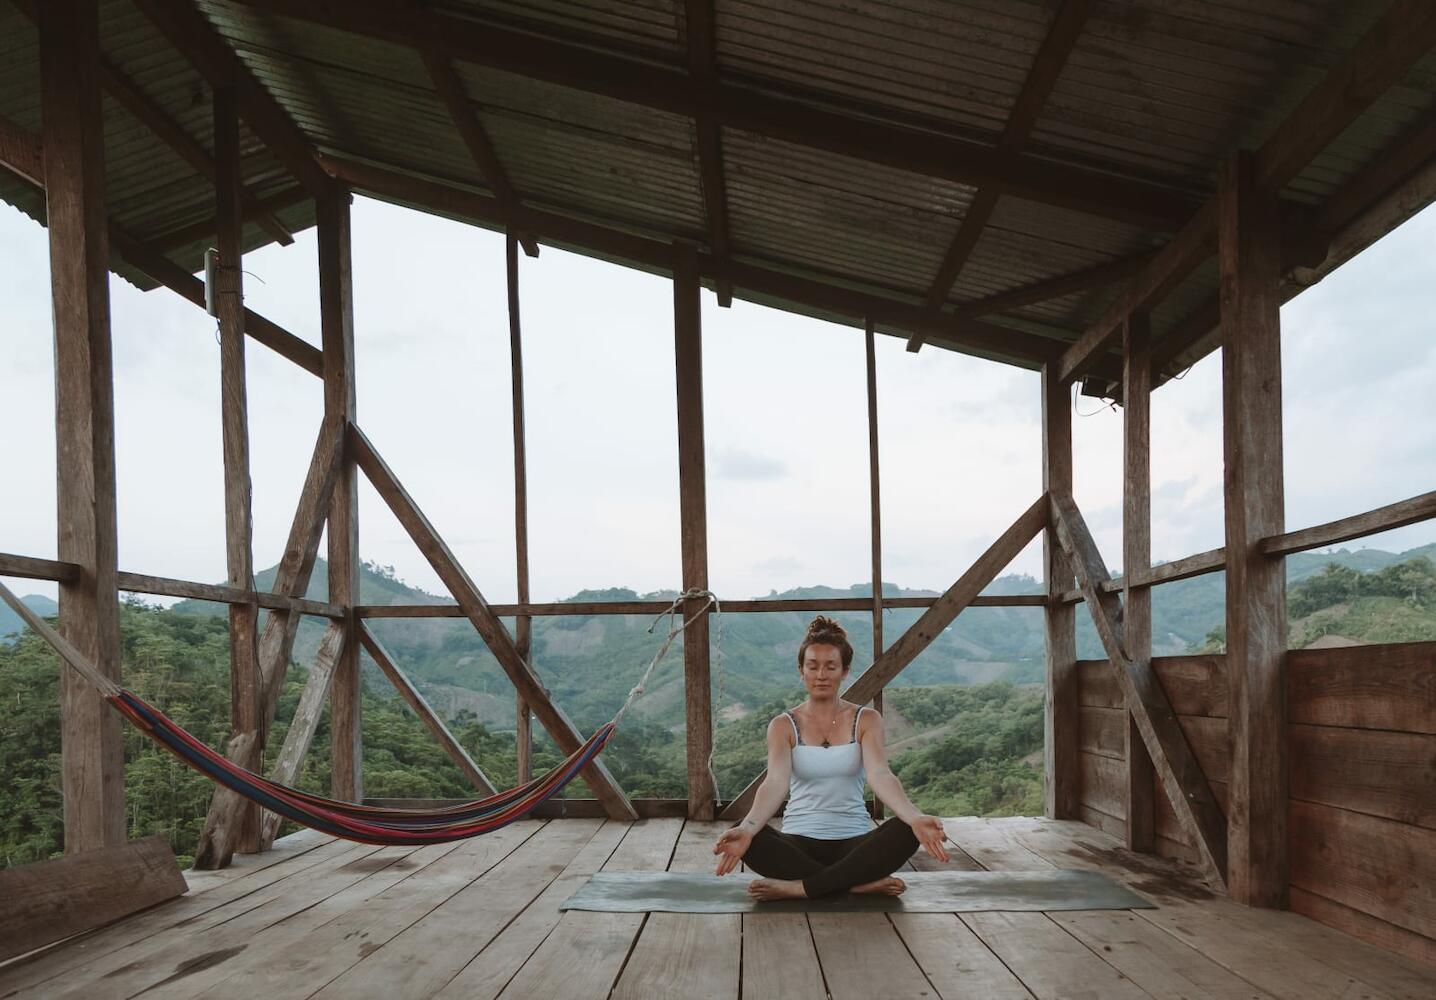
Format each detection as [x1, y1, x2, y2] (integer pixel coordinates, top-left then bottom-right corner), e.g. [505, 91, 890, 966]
[316, 154, 1071, 370]
[223, 0, 1199, 230]
[0, 835, 186, 963]
[674, 243, 715, 820]
[865, 319, 884, 819]
[684, 0, 732, 306]
[1056, 545, 1229, 605]
[193, 419, 341, 863]
[355, 593, 1046, 618]
[909, 0, 1093, 350]
[349, 424, 638, 820]
[1219, 150, 1287, 907]
[41, 0, 125, 854]
[1261, 489, 1436, 557]
[8, 0, 293, 244]
[114, 571, 341, 617]
[1048, 491, 1228, 887]
[1042, 367, 1079, 821]
[507, 233, 533, 785]
[319, 187, 362, 802]
[358, 624, 497, 795]
[213, 87, 263, 853]
[257, 622, 346, 849]
[421, 53, 538, 257]
[0, 552, 81, 583]
[132, 0, 332, 198]
[1122, 313, 1156, 853]
[148, 186, 308, 253]
[721, 494, 1049, 820]
[951, 252, 1154, 321]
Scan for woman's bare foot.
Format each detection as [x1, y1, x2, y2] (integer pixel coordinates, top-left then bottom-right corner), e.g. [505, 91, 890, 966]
[747, 878, 807, 901]
[849, 876, 907, 896]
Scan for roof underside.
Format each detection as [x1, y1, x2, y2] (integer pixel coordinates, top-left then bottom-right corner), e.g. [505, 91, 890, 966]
[2, 0, 1434, 374]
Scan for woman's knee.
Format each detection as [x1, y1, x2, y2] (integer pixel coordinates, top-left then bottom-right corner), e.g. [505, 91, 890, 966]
[879, 817, 919, 854]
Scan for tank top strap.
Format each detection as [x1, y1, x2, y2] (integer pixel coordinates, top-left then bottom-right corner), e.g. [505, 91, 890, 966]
[784, 710, 804, 746]
[851, 704, 865, 742]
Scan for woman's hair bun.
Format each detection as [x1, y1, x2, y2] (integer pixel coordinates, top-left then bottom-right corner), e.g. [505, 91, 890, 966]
[805, 614, 847, 638]
[797, 614, 854, 669]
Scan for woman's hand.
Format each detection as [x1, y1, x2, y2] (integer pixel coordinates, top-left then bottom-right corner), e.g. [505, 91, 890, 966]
[909, 815, 950, 862]
[713, 826, 754, 876]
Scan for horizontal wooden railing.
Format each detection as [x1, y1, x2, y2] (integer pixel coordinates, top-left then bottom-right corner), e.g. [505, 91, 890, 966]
[357, 593, 1047, 619]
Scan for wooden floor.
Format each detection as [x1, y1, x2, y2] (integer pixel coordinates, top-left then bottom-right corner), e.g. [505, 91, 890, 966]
[3, 816, 1433, 999]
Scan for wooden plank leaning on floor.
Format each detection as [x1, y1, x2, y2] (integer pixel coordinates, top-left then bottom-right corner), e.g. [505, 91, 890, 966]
[0, 836, 347, 996]
[496, 818, 683, 998]
[0, 835, 186, 964]
[186, 820, 559, 999]
[1005, 818, 1436, 1000]
[610, 821, 739, 1000]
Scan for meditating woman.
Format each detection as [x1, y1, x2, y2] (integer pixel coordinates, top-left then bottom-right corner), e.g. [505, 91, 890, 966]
[712, 615, 949, 899]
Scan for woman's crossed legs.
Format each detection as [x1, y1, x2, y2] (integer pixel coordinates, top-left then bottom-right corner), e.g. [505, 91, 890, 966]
[742, 817, 918, 899]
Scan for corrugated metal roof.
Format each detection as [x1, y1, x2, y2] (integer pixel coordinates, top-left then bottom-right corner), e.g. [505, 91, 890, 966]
[1, 0, 1432, 374]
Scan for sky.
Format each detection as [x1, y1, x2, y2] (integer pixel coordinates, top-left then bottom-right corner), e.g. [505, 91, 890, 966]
[2, 195, 1434, 606]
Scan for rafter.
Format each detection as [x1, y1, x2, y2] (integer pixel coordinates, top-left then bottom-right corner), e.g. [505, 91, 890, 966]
[131, 0, 332, 198]
[219, 0, 1199, 230]
[1060, 0, 1436, 386]
[421, 51, 538, 257]
[0, 111, 323, 376]
[908, 0, 1093, 351]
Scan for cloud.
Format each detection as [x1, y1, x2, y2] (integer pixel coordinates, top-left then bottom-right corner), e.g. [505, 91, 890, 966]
[714, 448, 787, 481]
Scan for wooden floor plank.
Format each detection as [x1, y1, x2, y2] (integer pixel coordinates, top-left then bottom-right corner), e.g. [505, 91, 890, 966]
[181, 828, 332, 895]
[433, 821, 629, 999]
[186, 820, 552, 999]
[890, 912, 1035, 999]
[740, 913, 827, 1000]
[497, 818, 683, 999]
[1004, 818, 1434, 1000]
[10, 840, 386, 999]
[943, 816, 1055, 872]
[611, 821, 740, 1000]
[963, 910, 1152, 1000]
[306, 819, 600, 1000]
[807, 912, 936, 1000]
[0, 837, 356, 997]
[1050, 910, 1272, 1000]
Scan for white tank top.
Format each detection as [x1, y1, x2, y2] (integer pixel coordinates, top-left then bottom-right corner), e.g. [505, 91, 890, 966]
[780, 706, 874, 840]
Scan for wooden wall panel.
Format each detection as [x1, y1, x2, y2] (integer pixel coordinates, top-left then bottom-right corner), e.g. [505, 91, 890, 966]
[1288, 640, 1436, 734]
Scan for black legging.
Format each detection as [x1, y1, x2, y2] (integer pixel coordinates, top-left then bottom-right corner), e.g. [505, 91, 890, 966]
[742, 817, 919, 897]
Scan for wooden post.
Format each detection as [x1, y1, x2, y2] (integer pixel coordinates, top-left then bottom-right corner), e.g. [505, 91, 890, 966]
[1219, 150, 1288, 907]
[507, 232, 532, 785]
[673, 243, 715, 820]
[1122, 312, 1156, 852]
[319, 185, 362, 802]
[213, 87, 262, 853]
[864, 319, 884, 820]
[1042, 366, 1079, 819]
[40, 0, 125, 853]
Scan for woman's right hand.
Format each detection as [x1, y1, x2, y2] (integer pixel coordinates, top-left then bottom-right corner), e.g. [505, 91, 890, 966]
[713, 826, 754, 876]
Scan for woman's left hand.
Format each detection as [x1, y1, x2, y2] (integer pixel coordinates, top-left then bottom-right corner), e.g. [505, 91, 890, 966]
[909, 815, 950, 862]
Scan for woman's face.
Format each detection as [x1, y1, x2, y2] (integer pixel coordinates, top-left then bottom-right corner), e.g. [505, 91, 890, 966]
[799, 643, 848, 697]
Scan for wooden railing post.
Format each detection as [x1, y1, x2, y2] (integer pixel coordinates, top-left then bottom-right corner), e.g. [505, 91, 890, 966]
[214, 86, 262, 853]
[673, 242, 715, 820]
[320, 184, 362, 802]
[865, 319, 885, 819]
[1122, 312, 1156, 852]
[1219, 149, 1288, 907]
[1043, 366, 1079, 819]
[507, 231, 533, 785]
[40, 0, 125, 853]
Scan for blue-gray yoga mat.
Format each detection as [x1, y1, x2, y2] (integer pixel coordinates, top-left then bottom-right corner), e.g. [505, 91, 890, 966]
[559, 869, 1155, 913]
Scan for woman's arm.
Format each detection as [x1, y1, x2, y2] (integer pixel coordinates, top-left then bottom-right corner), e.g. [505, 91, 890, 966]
[859, 707, 950, 861]
[713, 716, 792, 875]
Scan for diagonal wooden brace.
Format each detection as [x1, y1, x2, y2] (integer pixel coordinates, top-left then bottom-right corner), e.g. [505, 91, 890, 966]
[258, 621, 347, 849]
[1048, 491, 1228, 886]
[719, 494, 1050, 821]
[359, 623, 497, 796]
[194, 419, 342, 867]
[348, 422, 637, 821]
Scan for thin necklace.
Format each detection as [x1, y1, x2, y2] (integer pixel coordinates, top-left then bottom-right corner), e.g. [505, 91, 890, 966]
[811, 704, 843, 748]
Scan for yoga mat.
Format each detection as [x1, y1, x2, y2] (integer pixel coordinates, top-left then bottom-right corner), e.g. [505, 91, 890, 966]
[559, 869, 1155, 914]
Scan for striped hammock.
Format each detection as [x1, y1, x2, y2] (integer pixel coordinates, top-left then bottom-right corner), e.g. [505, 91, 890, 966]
[0, 580, 719, 847]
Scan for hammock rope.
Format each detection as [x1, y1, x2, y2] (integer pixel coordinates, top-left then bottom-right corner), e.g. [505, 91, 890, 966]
[0, 581, 720, 846]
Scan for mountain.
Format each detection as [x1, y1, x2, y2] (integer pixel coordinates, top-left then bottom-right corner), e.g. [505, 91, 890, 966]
[0, 593, 57, 643]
